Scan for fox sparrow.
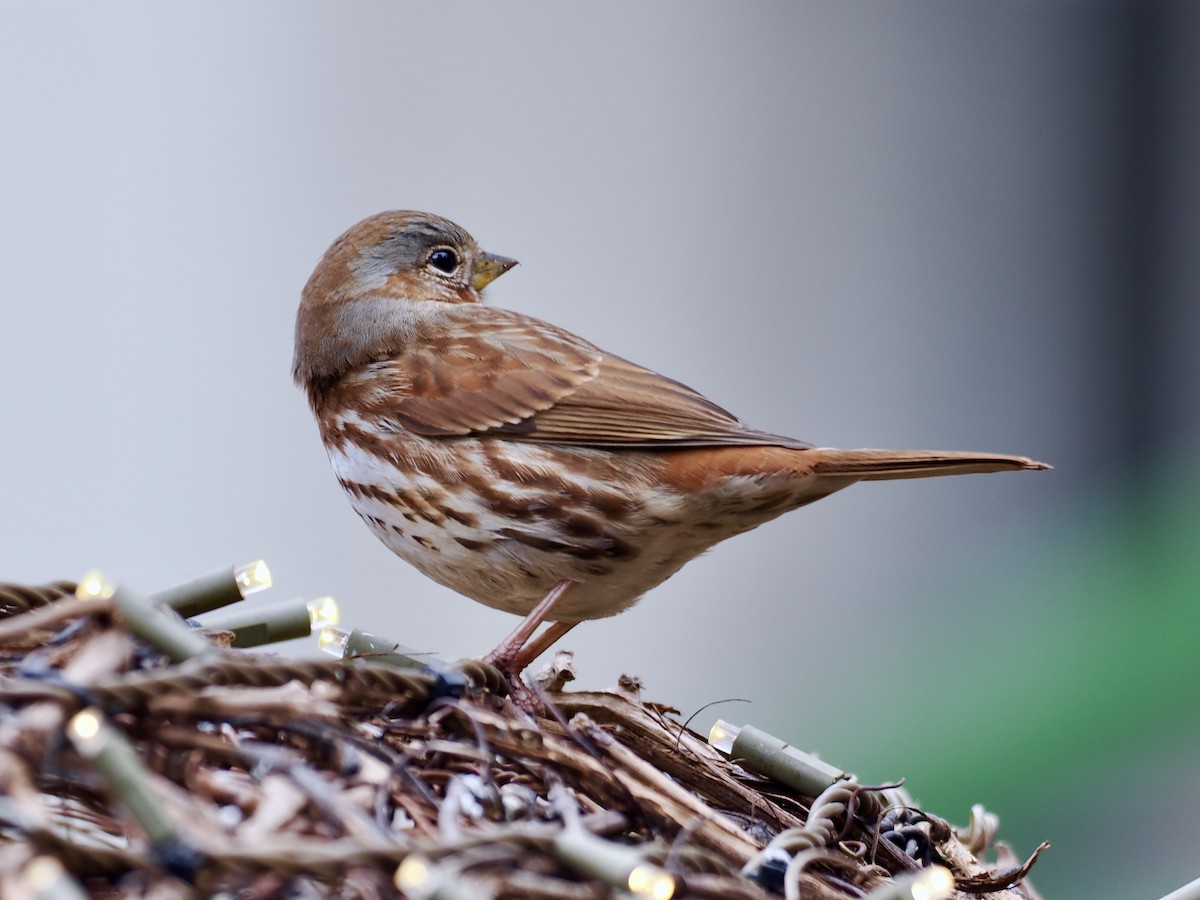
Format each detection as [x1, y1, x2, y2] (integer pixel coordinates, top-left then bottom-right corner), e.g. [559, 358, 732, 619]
[293, 211, 1048, 679]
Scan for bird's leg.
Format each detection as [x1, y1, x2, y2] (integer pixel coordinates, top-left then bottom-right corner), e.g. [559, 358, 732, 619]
[484, 580, 577, 710]
[483, 579, 575, 670]
[511, 619, 577, 673]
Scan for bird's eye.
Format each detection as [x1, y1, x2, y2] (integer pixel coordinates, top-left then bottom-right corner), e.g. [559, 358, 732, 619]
[428, 248, 459, 274]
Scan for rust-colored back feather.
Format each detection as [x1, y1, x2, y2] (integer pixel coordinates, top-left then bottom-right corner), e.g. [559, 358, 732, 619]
[351, 312, 600, 435]
[355, 304, 809, 450]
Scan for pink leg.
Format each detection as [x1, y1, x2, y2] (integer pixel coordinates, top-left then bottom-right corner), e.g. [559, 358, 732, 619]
[511, 619, 577, 672]
[483, 580, 575, 672]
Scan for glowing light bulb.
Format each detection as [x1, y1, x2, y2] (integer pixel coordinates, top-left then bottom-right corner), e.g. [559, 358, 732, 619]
[910, 866, 955, 900]
[65, 707, 179, 847]
[306, 596, 340, 629]
[865, 865, 956, 900]
[395, 854, 432, 891]
[554, 825, 672, 898]
[24, 856, 85, 897]
[628, 864, 676, 899]
[25, 856, 61, 889]
[67, 710, 102, 748]
[234, 559, 272, 596]
[76, 570, 115, 602]
[708, 719, 740, 755]
[317, 626, 350, 658]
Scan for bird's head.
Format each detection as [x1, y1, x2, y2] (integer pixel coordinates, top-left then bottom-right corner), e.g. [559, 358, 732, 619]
[293, 211, 517, 388]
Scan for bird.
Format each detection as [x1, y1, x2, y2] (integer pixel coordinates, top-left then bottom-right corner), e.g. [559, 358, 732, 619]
[293, 210, 1048, 686]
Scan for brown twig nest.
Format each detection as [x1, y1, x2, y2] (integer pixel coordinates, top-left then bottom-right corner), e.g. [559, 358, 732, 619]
[0, 579, 1046, 898]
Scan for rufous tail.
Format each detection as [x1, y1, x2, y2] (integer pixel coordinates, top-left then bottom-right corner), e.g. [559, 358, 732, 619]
[809, 449, 1050, 481]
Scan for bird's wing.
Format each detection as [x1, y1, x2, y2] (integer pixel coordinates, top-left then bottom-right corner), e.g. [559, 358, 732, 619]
[355, 306, 809, 449]
[501, 351, 810, 448]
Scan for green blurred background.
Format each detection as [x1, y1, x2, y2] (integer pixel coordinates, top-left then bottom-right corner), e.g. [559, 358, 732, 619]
[801, 458, 1200, 898]
[2, 3, 1196, 897]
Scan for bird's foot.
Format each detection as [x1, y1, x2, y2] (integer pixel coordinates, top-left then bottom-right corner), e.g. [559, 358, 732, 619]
[482, 581, 579, 714]
[497, 664, 543, 715]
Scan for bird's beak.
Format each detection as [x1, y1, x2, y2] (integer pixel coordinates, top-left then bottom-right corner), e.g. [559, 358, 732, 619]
[472, 252, 518, 290]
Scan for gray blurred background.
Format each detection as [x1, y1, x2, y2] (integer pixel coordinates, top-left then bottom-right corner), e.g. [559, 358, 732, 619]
[2, 3, 1197, 897]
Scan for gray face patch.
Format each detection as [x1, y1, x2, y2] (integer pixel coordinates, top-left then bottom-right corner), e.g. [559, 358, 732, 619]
[349, 229, 425, 291]
[349, 220, 475, 292]
[348, 247, 400, 292]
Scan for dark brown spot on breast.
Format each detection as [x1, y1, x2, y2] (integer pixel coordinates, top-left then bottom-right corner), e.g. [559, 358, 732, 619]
[480, 444, 634, 523]
[560, 516, 607, 540]
[393, 486, 446, 525]
[363, 483, 393, 503]
[481, 492, 558, 521]
[337, 422, 404, 466]
[444, 507, 479, 528]
[584, 490, 632, 520]
[497, 528, 566, 554]
[497, 527, 638, 562]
